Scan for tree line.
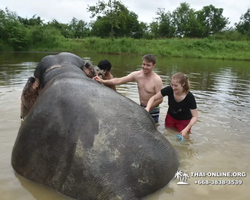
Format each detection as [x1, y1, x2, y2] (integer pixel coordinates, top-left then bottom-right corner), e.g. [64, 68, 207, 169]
[0, 1, 249, 51]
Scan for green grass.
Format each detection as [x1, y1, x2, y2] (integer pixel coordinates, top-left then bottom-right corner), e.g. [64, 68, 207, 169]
[29, 37, 250, 61]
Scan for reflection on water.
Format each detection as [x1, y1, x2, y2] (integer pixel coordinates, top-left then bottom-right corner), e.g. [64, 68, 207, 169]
[0, 52, 249, 200]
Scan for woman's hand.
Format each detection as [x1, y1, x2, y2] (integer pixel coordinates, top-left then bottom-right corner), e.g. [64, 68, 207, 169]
[180, 128, 189, 137]
[145, 107, 150, 112]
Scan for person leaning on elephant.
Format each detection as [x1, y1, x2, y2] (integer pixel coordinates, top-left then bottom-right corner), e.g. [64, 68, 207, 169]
[94, 54, 163, 123]
[97, 59, 116, 91]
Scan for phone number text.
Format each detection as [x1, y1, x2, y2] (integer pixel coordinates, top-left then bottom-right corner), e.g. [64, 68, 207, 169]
[194, 180, 243, 185]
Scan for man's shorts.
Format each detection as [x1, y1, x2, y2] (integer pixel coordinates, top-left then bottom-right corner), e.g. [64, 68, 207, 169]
[141, 105, 160, 123]
[165, 113, 191, 132]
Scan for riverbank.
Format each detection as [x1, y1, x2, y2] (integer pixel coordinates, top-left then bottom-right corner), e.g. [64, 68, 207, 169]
[8, 37, 250, 61]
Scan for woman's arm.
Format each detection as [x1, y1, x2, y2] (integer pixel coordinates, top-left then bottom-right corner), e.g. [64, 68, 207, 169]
[145, 92, 163, 112]
[151, 77, 163, 108]
[180, 109, 198, 137]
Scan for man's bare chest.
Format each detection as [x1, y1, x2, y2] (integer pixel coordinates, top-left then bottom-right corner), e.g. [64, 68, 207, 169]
[137, 79, 155, 93]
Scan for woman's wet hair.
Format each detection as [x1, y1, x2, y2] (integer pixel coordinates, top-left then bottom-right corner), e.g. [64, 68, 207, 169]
[172, 72, 190, 93]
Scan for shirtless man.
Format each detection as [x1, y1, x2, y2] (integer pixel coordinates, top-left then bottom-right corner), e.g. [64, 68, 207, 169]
[94, 54, 163, 123]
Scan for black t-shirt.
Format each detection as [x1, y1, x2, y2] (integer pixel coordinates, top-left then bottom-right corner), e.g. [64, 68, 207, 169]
[161, 86, 197, 120]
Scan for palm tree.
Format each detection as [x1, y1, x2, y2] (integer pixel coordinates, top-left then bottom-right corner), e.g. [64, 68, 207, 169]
[182, 172, 190, 182]
[174, 170, 183, 181]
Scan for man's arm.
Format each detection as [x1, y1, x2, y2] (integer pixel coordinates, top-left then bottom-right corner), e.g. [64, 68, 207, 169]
[150, 76, 163, 109]
[95, 72, 135, 85]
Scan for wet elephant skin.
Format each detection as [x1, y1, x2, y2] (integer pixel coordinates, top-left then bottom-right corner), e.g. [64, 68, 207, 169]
[11, 53, 179, 200]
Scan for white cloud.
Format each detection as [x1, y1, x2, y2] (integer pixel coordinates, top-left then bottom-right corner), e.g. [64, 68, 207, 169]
[1, 0, 249, 26]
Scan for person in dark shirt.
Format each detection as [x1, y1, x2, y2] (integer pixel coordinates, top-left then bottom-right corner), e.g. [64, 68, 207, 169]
[145, 72, 198, 137]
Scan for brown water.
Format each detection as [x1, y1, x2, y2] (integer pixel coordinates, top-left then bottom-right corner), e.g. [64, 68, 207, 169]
[0, 52, 249, 200]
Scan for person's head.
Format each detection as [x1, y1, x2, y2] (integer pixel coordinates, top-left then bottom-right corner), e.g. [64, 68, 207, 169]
[142, 54, 156, 65]
[97, 60, 112, 75]
[171, 72, 190, 94]
[82, 62, 97, 78]
[141, 54, 156, 74]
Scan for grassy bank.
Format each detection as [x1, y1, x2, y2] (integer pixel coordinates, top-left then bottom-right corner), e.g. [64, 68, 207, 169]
[30, 37, 250, 61]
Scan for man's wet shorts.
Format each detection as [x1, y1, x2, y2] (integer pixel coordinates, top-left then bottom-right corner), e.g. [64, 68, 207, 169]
[141, 105, 160, 123]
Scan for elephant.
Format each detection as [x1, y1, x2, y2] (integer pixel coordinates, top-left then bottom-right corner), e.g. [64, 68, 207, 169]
[12, 52, 179, 200]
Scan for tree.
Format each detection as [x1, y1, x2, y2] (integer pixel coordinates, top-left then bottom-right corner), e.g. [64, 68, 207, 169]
[18, 15, 44, 27]
[7, 23, 29, 50]
[199, 5, 229, 36]
[68, 18, 90, 38]
[0, 8, 30, 50]
[235, 8, 250, 38]
[185, 10, 205, 37]
[151, 8, 175, 38]
[167, 3, 229, 38]
[89, 16, 111, 38]
[172, 2, 193, 37]
[87, 0, 142, 38]
[0, 9, 6, 42]
[88, 0, 120, 37]
[48, 19, 72, 38]
[29, 25, 64, 48]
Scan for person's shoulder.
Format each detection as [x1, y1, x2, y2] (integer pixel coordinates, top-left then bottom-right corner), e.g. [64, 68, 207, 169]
[130, 70, 142, 76]
[165, 85, 172, 90]
[153, 72, 162, 81]
[106, 71, 114, 79]
[161, 86, 172, 95]
[164, 86, 172, 92]
[187, 91, 196, 99]
[110, 74, 114, 79]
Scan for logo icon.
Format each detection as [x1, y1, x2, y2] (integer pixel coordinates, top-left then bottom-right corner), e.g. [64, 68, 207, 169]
[174, 170, 190, 185]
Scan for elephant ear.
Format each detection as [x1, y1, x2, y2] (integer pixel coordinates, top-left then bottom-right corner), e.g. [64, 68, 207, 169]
[20, 77, 39, 119]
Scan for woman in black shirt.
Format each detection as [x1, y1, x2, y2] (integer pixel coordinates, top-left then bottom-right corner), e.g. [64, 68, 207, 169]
[145, 72, 198, 137]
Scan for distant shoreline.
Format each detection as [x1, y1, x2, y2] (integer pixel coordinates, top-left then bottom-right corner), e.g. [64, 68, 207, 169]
[1, 37, 250, 61]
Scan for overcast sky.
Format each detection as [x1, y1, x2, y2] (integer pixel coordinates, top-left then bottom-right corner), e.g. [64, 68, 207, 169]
[1, 0, 249, 26]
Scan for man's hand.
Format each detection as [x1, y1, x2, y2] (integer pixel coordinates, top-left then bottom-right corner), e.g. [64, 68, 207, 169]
[93, 76, 104, 83]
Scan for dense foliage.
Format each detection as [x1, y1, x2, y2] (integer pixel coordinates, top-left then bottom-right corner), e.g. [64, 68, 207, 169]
[0, 1, 249, 51]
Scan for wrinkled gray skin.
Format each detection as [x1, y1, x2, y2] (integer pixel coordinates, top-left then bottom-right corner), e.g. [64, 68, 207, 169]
[12, 52, 179, 200]
[20, 52, 87, 119]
